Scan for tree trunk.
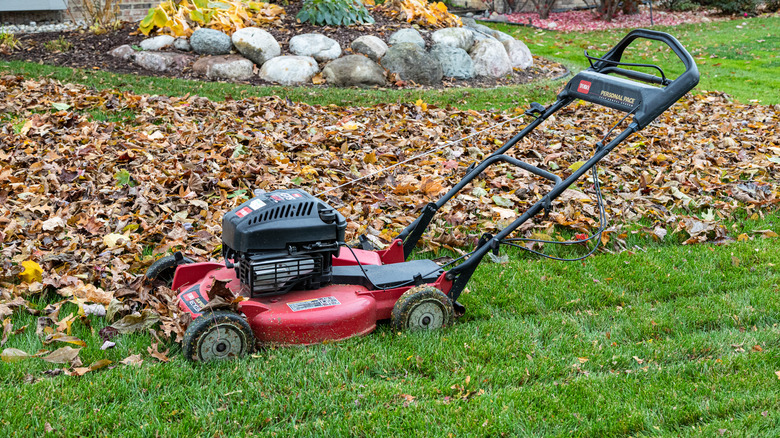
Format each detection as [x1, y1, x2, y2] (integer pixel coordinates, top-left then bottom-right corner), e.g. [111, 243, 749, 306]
[622, 0, 640, 15]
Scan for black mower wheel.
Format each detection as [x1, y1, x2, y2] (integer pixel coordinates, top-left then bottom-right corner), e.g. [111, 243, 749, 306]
[391, 286, 455, 332]
[144, 254, 194, 288]
[182, 311, 255, 362]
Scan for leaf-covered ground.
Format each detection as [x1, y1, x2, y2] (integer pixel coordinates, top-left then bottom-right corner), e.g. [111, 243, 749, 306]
[505, 8, 727, 32]
[0, 75, 778, 366]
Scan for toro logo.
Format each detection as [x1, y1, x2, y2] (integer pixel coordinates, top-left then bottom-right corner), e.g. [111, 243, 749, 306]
[577, 80, 592, 94]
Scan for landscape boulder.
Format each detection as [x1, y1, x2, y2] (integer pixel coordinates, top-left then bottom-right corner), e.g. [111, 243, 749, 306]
[502, 39, 533, 70]
[381, 43, 442, 85]
[140, 35, 174, 51]
[259, 56, 319, 85]
[190, 28, 232, 55]
[109, 45, 135, 61]
[431, 27, 474, 51]
[174, 37, 191, 52]
[134, 51, 194, 72]
[289, 33, 341, 62]
[388, 28, 426, 49]
[232, 27, 280, 66]
[469, 39, 512, 78]
[192, 55, 254, 81]
[322, 55, 386, 87]
[429, 44, 474, 80]
[350, 35, 388, 62]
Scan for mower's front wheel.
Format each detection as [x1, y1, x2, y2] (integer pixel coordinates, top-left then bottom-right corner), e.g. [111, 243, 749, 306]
[182, 311, 255, 362]
[391, 286, 454, 332]
[144, 253, 194, 288]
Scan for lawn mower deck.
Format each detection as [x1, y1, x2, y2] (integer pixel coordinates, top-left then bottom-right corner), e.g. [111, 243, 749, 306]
[171, 241, 452, 346]
[147, 29, 700, 361]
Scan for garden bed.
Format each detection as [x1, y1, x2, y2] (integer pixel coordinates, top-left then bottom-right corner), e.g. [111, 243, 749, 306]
[1, 2, 568, 89]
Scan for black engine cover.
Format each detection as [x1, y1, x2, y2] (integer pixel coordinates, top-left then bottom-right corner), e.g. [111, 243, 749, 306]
[221, 189, 347, 296]
[222, 189, 346, 253]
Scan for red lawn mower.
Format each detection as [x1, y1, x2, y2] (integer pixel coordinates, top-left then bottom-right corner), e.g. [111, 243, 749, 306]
[146, 29, 699, 361]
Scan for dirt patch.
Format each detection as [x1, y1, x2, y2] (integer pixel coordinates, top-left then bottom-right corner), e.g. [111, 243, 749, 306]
[0, 4, 567, 88]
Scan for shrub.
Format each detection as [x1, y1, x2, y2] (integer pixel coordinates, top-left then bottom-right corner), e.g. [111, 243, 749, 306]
[296, 0, 374, 26]
[140, 0, 285, 37]
[764, 0, 780, 11]
[697, 0, 758, 14]
[0, 30, 20, 55]
[71, 0, 122, 34]
[660, 0, 699, 11]
[375, 0, 462, 28]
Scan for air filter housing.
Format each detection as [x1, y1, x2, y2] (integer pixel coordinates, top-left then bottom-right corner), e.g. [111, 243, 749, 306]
[221, 189, 346, 296]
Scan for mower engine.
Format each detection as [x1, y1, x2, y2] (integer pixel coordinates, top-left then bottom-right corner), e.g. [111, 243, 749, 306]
[221, 189, 347, 297]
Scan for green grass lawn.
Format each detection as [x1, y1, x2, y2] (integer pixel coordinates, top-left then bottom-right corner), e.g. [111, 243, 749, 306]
[2, 12, 779, 438]
[2, 222, 778, 436]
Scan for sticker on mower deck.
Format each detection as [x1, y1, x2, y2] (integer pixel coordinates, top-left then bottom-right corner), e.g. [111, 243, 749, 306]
[249, 199, 266, 210]
[287, 296, 341, 312]
[270, 192, 303, 202]
[181, 285, 207, 313]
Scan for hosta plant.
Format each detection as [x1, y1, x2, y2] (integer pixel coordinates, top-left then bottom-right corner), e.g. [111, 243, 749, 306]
[139, 0, 285, 37]
[296, 0, 375, 26]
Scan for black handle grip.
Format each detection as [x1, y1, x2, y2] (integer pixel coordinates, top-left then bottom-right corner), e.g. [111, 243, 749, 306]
[590, 29, 699, 129]
[600, 29, 697, 76]
[599, 66, 666, 85]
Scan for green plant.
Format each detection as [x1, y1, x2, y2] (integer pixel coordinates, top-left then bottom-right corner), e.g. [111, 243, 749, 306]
[696, 0, 758, 14]
[43, 36, 73, 53]
[660, 0, 699, 11]
[0, 30, 20, 54]
[296, 0, 374, 26]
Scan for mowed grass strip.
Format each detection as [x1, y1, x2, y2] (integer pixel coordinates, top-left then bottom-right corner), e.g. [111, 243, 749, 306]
[2, 221, 778, 437]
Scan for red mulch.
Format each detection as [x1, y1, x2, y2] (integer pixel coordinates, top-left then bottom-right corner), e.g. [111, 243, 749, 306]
[504, 6, 730, 32]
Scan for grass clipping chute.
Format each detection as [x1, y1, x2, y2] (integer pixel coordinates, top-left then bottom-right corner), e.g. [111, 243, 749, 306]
[375, 0, 462, 28]
[139, 0, 285, 37]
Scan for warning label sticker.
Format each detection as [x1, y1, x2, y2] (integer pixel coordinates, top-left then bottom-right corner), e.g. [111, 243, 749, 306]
[235, 206, 252, 218]
[249, 199, 266, 210]
[287, 296, 341, 312]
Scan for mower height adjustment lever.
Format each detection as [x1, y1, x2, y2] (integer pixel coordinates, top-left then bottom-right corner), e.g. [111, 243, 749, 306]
[525, 102, 546, 117]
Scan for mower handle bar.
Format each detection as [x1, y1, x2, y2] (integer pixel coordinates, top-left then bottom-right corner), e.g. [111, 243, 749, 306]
[397, 154, 561, 258]
[595, 29, 697, 82]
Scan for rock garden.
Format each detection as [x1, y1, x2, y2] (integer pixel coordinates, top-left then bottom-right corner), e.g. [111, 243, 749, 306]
[1, 0, 566, 88]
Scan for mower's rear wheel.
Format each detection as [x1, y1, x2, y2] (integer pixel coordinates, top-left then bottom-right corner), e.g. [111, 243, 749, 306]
[144, 253, 194, 288]
[182, 311, 255, 362]
[391, 286, 454, 332]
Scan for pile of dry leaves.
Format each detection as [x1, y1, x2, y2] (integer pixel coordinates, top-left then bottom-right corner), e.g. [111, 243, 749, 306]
[0, 75, 777, 365]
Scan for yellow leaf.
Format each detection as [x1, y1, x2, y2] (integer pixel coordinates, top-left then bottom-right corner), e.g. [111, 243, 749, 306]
[415, 99, 427, 111]
[1, 348, 30, 363]
[364, 152, 378, 164]
[568, 161, 587, 172]
[152, 8, 170, 28]
[104, 233, 128, 249]
[737, 233, 749, 242]
[19, 260, 42, 283]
